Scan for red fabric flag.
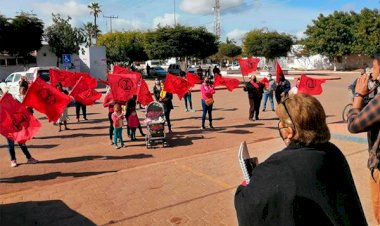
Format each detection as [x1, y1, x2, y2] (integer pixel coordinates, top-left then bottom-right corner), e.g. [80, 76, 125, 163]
[108, 74, 139, 101]
[70, 77, 102, 105]
[186, 72, 202, 86]
[75, 72, 97, 88]
[297, 75, 326, 95]
[49, 69, 78, 88]
[239, 58, 260, 76]
[275, 61, 284, 83]
[164, 73, 192, 100]
[137, 79, 154, 106]
[259, 77, 269, 88]
[214, 74, 240, 91]
[22, 77, 71, 122]
[0, 93, 41, 144]
[113, 65, 130, 74]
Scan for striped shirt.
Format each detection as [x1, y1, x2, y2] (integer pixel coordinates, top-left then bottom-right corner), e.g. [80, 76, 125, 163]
[347, 93, 380, 171]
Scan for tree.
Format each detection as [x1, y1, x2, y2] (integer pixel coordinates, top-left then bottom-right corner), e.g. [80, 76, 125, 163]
[45, 14, 85, 66]
[351, 8, 380, 56]
[0, 14, 11, 52]
[82, 22, 100, 47]
[219, 43, 242, 59]
[144, 25, 218, 62]
[243, 29, 293, 62]
[303, 11, 355, 65]
[88, 2, 101, 37]
[97, 31, 148, 63]
[3, 12, 44, 61]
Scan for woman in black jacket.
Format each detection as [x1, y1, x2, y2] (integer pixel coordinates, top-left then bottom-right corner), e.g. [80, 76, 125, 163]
[235, 93, 367, 226]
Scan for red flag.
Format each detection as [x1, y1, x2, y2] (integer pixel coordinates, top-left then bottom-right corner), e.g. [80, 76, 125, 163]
[137, 79, 154, 106]
[49, 69, 78, 88]
[75, 72, 97, 88]
[239, 58, 260, 76]
[22, 77, 71, 122]
[0, 93, 41, 143]
[113, 65, 130, 74]
[70, 77, 102, 105]
[214, 74, 240, 91]
[186, 72, 202, 86]
[259, 77, 269, 88]
[297, 75, 326, 95]
[275, 61, 284, 83]
[164, 74, 192, 100]
[108, 74, 139, 101]
[99, 78, 109, 86]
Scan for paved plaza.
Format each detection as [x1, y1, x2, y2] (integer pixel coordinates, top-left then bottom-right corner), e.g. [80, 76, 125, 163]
[0, 71, 377, 225]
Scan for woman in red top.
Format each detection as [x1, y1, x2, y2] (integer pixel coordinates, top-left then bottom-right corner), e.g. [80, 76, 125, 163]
[103, 90, 116, 145]
[128, 110, 140, 141]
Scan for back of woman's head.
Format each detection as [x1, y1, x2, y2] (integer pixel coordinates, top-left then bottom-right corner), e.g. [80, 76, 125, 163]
[276, 93, 330, 145]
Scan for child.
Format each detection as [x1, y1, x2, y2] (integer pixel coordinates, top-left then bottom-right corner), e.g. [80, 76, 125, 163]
[112, 103, 125, 148]
[128, 110, 140, 141]
[56, 83, 70, 132]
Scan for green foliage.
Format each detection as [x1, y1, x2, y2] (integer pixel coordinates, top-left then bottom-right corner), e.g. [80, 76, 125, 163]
[219, 43, 242, 59]
[304, 9, 380, 60]
[144, 25, 218, 60]
[97, 31, 148, 63]
[243, 29, 293, 60]
[45, 14, 85, 64]
[0, 13, 44, 58]
[82, 22, 100, 47]
[88, 2, 101, 37]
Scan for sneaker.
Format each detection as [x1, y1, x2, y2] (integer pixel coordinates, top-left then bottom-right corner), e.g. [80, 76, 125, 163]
[114, 145, 120, 149]
[185, 109, 189, 112]
[109, 141, 114, 145]
[262, 109, 266, 112]
[201, 126, 206, 130]
[209, 124, 214, 129]
[27, 158, 39, 164]
[83, 118, 88, 120]
[11, 160, 17, 167]
[190, 109, 195, 112]
[120, 144, 125, 148]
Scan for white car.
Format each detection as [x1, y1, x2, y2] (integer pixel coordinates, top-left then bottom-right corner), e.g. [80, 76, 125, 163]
[228, 63, 240, 70]
[0, 71, 27, 96]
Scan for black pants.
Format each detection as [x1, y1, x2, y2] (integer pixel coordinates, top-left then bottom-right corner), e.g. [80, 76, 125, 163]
[249, 96, 261, 119]
[130, 128, 136, 140]
[165, 109, 172, 130]
[7, 138, 31, 161]
[108, 112, 114, 140]
[76, 102, 87, 119]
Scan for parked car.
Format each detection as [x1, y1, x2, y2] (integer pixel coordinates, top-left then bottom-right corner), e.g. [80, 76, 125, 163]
[0, 71, 27, 96]
[228, 63, 240, 70]
[25, 66, 55, 82]
[148, 66, 167, 77]
[168, 64, 181, 75]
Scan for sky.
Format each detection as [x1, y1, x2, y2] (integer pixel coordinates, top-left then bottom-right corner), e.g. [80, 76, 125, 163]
[0, 0, 378, 43]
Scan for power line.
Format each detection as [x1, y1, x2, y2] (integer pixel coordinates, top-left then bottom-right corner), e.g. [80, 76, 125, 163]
[103, 15, 118, 33]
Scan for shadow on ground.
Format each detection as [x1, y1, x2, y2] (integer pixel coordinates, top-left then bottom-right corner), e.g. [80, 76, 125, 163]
[0, 200, 96, 226]
[0, 170, 117, 183]
[35, 133, 109, 140]
[38, 154, 153, 164]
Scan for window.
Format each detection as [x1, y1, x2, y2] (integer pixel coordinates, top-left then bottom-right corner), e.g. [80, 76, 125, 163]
[13, 74, 21, 82]
[5, 74, 14, 83]
[39, 70, 50, 82]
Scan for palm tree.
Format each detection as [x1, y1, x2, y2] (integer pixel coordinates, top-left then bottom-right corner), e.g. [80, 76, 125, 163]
[82, 22, 100, 47]
[88, 2, 101, 37]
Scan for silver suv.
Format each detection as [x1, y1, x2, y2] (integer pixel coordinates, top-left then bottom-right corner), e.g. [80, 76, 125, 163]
[168, 64, 181, 75]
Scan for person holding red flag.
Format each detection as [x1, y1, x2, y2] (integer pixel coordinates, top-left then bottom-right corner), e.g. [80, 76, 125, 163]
[159, 81, 174, 133]
[103, 89, 116, 145]
[244, 75, 264, 121]
[262, 73, 276, 112]
[56, 83, 71, 132]
[275, 74, 291, 104]
[200, 77, 215, 129]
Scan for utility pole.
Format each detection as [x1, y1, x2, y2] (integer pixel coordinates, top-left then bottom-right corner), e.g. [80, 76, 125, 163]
[213, 0, 221, 39]
[103, 15, 118, 33]
[173, 0, 176, 26]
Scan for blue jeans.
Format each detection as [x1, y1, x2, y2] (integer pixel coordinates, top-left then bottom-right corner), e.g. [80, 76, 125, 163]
[113, 127, 124, 146]
[184, 93, 193, 110]
[201, 99, 213, 126]
[7, 138, 32, 161]
[262, 92, 274, 110]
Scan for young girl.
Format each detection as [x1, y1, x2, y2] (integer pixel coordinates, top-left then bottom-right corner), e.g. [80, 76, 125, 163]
[112, 103, 125, 148]
[128, 110, 140, 141]
[56, 83, 70, 132]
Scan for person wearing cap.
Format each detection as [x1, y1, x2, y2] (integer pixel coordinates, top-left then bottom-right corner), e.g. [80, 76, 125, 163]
[262, 73, 276, 111]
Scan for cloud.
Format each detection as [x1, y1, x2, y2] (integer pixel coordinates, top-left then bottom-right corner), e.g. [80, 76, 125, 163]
[180, 0, 256, 15]
[226, 29, 248, 44]
[111, 18, 147, 32]
[153, 13, 180, 28]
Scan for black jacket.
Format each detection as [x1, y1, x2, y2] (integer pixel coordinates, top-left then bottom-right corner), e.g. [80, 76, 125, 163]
[235, 142, 367, 226]
[161, 92, 173, 111]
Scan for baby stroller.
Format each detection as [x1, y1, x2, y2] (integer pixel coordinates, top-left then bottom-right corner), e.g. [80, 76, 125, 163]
[144, 102, 168, 148]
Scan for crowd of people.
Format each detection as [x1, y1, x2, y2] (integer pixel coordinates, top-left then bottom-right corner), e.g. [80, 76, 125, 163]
[2, 56, 380, 225]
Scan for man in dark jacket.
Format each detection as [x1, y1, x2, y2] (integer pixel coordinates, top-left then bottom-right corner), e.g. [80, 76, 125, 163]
[244, 75, 263, 121]
[275, 75, 291, 104]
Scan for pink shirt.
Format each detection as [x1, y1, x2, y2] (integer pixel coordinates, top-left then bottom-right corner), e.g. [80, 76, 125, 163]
[200, 83, 215, 100]
[111, 112, 124, 128]
[128, 114, 140, 128]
